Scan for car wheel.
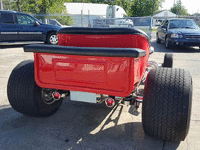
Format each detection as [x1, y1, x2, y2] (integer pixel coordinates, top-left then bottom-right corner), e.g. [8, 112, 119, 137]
[47, 32, 58, 45]
[7, 60, 63, 117]
[162, 53, 173, 68]
[165, 36, 172, 49]
[142, 68, 192, 142]
[128, 24, 133, 27]
[156, 33, 161, 43]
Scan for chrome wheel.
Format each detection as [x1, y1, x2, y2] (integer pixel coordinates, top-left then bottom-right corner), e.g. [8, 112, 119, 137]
[49, 35, 58, 45]
[165, 39, 168, 47]
[165, 37, 171, 49]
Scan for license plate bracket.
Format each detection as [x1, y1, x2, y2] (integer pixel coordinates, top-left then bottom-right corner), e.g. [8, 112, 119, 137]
[70, 91, 96, 103]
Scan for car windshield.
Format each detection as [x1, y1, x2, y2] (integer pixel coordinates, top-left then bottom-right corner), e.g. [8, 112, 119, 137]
[169, 20, 199, 29]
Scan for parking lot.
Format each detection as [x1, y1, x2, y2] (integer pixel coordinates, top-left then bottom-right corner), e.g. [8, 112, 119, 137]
[0, 32, 200, 150]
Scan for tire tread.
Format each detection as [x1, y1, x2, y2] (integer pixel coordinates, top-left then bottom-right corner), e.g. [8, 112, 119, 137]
[142, 68, 192, 142]
[7, 60, 62, 117]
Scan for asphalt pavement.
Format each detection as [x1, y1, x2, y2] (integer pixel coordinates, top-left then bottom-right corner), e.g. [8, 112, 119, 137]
[0, 32, 200, 150]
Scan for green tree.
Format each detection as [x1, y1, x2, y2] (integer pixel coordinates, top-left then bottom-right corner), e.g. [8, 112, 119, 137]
[2, 0, 73, 25]
[194, 13, 200, 16]
[31, 0, 73, 25]
[170, 0, 188, 16]
[129, 0, 164, 17]
[2, 0, 20, 11]
[2, 0, 32, 12]
[113, 0, 132, 17]
[2, 0, 12, 10]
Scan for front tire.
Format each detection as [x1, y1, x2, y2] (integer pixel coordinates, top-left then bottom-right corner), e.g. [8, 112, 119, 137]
[142, 68, 192, 142]
[165, 36, 172, 49]
[7, 60, 63, 117]
[156, 33, 161, 43]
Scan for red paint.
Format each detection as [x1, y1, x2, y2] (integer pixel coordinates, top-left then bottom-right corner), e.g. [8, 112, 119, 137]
[34, 33, 150, 97]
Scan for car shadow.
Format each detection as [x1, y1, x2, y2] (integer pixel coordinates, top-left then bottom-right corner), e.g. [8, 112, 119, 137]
[151, 40, 200, 53]
[0, 42, 44, 49]
[0, 44, 28, 49]
[0, 100, 180, 150]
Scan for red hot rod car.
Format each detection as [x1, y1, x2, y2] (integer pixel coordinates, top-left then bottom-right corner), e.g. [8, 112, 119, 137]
[7, 27, 192, 142]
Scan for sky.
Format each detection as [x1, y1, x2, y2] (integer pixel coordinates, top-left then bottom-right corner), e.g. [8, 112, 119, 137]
[161, 0, 200, 15]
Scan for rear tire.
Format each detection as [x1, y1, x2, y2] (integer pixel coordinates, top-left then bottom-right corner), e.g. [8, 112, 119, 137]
[7, 60, 63, 117]
[142, 68, 192, 142]
[46, 32, 58, 45]
[162, 53, 173, 68]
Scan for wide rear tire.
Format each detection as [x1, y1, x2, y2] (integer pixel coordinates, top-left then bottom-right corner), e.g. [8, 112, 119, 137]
[142, 68, 192, 142]
[7, 60, 63, 117]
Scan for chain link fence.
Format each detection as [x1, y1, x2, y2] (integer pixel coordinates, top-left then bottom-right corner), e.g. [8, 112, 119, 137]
[32, 14, 153, 39]
[92, 16, 153, 38]
[178, 16, 200, 26]
[32, 13, 200, 41]
[152, 15, 200, 26]
[32, 14, 73, 27]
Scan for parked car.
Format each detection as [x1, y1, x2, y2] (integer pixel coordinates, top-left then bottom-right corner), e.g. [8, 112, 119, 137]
[0, 10, 61, 45]
[46, 19, 70, 27]
[156, 18, 200, 49]
[110, 19, 134, 27]
[155, 19, 165, 26]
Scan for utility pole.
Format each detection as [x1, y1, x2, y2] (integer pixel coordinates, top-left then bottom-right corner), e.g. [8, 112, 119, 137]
[0, 0, 3, 10]
[178, 0, 181, 16]
[152, 0, 155, 16]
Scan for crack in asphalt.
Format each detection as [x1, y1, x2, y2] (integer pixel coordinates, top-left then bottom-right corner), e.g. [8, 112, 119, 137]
[162, 141, 166, 150]
[0, 77, 7, 78]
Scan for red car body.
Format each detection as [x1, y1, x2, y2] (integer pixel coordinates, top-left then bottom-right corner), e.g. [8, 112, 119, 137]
[25, 27, 150, 97]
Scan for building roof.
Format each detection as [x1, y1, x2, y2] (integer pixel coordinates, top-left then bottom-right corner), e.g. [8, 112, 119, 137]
[64, 3, 109, 16]
[154, 9, 177, 18]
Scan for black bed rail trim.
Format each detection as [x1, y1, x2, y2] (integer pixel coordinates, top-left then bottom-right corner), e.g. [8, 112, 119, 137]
[57, 27, 145, 35]
[57, 27, 150, 41]
[24, 44, 146, 58]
